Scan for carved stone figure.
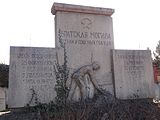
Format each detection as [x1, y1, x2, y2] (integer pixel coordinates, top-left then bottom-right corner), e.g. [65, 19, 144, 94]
[68, 62, 100, 101]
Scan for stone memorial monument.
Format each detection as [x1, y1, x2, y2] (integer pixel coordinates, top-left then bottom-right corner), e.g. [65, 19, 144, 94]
[52, 3, 115, 101]
[113, 50, 154, 99]
[8, 3, 115, 107]
[8, 2, 155, 108]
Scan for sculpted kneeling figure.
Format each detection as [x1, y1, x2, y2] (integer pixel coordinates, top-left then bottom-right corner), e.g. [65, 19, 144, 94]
[69, 62, 100, 101]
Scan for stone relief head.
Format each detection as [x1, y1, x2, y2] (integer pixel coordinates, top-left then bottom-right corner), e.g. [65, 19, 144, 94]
[92, 61, 100, 71]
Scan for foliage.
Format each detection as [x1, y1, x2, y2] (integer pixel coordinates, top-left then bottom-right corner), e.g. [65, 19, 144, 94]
[16, 93, 160, 120]
[153, 40, 160, 67]
[53, 29, 70, 113]
[156, 40, 160, 56]
[0, 63, 9, 87]
[27, 88, 39, 106]
[54, 58, 69, 107]
[26, 29, 70, 119]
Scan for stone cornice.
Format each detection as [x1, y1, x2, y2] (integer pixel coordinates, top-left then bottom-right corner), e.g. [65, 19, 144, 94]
[51, 3, 114, 16]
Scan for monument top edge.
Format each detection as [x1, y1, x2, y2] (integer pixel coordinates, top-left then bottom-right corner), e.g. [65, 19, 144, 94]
[51, 2, 114, 16]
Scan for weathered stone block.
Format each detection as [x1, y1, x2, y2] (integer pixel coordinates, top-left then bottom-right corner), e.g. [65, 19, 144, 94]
[113, 50, 154, 99]
[8, 47, 62, 108]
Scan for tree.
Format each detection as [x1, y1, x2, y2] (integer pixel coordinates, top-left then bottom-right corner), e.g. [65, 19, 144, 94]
[153, 40, 160, 67]
[0, 63, 9, 87]
[156, 40, 160, 55]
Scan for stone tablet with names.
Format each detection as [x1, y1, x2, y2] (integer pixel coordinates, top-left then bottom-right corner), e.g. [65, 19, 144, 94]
[113, 50, 154, 99]
[8, 47, 62, 108]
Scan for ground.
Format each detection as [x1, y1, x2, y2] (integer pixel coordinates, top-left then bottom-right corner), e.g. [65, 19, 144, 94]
[0, 94, 160, 120]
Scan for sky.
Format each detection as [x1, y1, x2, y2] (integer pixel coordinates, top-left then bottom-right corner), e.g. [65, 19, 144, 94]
[0, 0, 160, 64]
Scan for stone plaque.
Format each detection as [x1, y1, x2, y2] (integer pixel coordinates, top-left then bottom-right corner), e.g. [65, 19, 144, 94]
[8, 47, 62, 108]
[52, 3, 115, 101]
[113, 50, 154, 99]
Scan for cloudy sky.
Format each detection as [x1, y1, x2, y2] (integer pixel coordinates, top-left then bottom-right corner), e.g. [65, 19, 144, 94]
[0, 0, 160, 64]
